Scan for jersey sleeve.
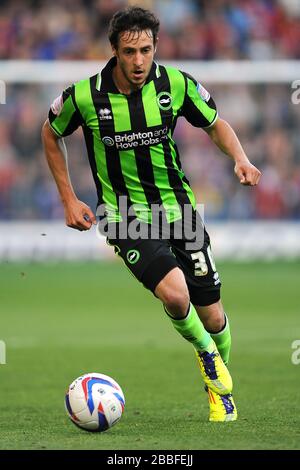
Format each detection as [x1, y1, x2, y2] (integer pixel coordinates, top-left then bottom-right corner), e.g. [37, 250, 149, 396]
[48, 85, 82, 137]
[180, 72, 218, 128]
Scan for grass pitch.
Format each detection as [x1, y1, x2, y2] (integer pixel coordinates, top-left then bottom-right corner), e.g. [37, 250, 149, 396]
[0, 260, 299, 450]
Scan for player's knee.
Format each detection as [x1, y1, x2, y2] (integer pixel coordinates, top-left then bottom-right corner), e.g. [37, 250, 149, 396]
[161, 289, 190, 318]
[206, 313, 225, 333]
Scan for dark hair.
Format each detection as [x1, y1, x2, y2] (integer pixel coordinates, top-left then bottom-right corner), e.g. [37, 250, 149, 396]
[108, 6, 160, 48]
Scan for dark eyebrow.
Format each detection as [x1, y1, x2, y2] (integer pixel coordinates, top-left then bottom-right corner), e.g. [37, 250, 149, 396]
[122, 46, 152, 54]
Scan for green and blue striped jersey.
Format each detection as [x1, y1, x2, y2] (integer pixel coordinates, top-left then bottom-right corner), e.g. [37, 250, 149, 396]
[48, 57, 218, 223]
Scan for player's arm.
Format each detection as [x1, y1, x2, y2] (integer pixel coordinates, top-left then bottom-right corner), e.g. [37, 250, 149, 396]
[204, 118, 261, 186]
[41, 119, 96, 231]
[180, 73, 261, 186]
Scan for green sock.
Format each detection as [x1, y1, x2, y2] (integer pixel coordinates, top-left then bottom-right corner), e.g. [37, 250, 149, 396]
[210, 314, 231, 365]
[167, 303, 213, 352]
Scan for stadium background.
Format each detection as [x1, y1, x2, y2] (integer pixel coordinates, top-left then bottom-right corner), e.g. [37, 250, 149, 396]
[0, 0, 300, 450]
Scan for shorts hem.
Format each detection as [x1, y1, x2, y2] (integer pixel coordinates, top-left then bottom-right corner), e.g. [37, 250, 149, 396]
[141, 255, 178, 292]
[189, 286, 221, 307]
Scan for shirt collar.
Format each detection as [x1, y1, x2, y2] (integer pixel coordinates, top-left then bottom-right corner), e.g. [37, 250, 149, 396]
[99, 56, 160, 94]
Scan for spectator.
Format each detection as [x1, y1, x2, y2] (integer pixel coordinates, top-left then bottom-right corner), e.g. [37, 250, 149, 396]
[0, 0, 300, 60]
[1, 1, 300, 220]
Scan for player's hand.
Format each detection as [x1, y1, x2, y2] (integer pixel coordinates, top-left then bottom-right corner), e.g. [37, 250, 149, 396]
[64, 199, 97, 231]
[234, 160, 261, 186]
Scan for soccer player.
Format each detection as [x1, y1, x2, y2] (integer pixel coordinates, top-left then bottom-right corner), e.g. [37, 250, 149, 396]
[42, 6, 261, 422]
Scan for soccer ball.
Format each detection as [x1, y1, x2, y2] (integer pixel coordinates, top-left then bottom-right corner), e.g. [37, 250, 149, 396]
[65, 372, 125, 432]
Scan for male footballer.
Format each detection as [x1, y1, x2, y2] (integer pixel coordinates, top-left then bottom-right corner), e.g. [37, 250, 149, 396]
[42, 6, 261, 422]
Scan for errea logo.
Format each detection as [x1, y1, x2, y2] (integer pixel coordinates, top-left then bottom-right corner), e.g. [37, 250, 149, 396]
[157, 92, 173, 111]
[99, 108, 112, 120]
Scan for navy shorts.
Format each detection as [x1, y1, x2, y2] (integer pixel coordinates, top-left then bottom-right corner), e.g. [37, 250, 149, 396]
[106, 211, 221, 306]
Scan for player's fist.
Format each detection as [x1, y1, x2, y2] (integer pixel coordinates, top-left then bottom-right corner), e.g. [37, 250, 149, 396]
[64, 199, 97, 231]
[234, 160, 261, 186]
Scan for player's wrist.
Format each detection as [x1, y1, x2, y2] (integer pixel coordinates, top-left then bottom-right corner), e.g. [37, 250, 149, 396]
[60, 191, 78, 207]
[233, 154, 250, 165]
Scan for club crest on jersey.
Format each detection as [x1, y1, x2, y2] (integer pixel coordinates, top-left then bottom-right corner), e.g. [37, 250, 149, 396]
[102, 136, 114, 147]
[196, 83, 210, 102]
[157, 92, 173, 111]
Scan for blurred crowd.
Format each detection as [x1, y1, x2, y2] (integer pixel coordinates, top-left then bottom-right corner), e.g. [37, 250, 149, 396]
[1, 81, 300, 221]
[1, 0, 300, 60]
[1, 0, 300, 220]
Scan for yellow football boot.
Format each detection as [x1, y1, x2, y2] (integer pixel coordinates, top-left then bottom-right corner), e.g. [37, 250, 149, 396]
[206, 386, 237, 422]
[195, 342, 233, 395]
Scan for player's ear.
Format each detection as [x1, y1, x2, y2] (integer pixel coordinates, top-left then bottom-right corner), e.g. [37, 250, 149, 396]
[154, 37, 159, 54]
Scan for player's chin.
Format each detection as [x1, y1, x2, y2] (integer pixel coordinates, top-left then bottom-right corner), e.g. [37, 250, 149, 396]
[131, 73, 145, 82]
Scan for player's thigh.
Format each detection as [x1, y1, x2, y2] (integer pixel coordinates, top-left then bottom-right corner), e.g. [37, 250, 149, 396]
[154, 266, 190, 307]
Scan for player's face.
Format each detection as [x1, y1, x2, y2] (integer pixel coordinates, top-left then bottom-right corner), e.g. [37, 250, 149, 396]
[113, 29, 157, 90]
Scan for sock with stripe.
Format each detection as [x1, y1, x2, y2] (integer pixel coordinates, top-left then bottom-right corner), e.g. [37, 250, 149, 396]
[209, 314, 231, 365]
[166, 303, 214, 352]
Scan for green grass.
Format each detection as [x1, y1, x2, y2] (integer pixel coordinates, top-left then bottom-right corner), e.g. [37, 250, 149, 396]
[0, 260, 299, 449]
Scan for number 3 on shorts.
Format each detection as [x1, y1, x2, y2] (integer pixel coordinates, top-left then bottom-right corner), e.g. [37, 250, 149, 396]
[191, 246, 216, 276]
